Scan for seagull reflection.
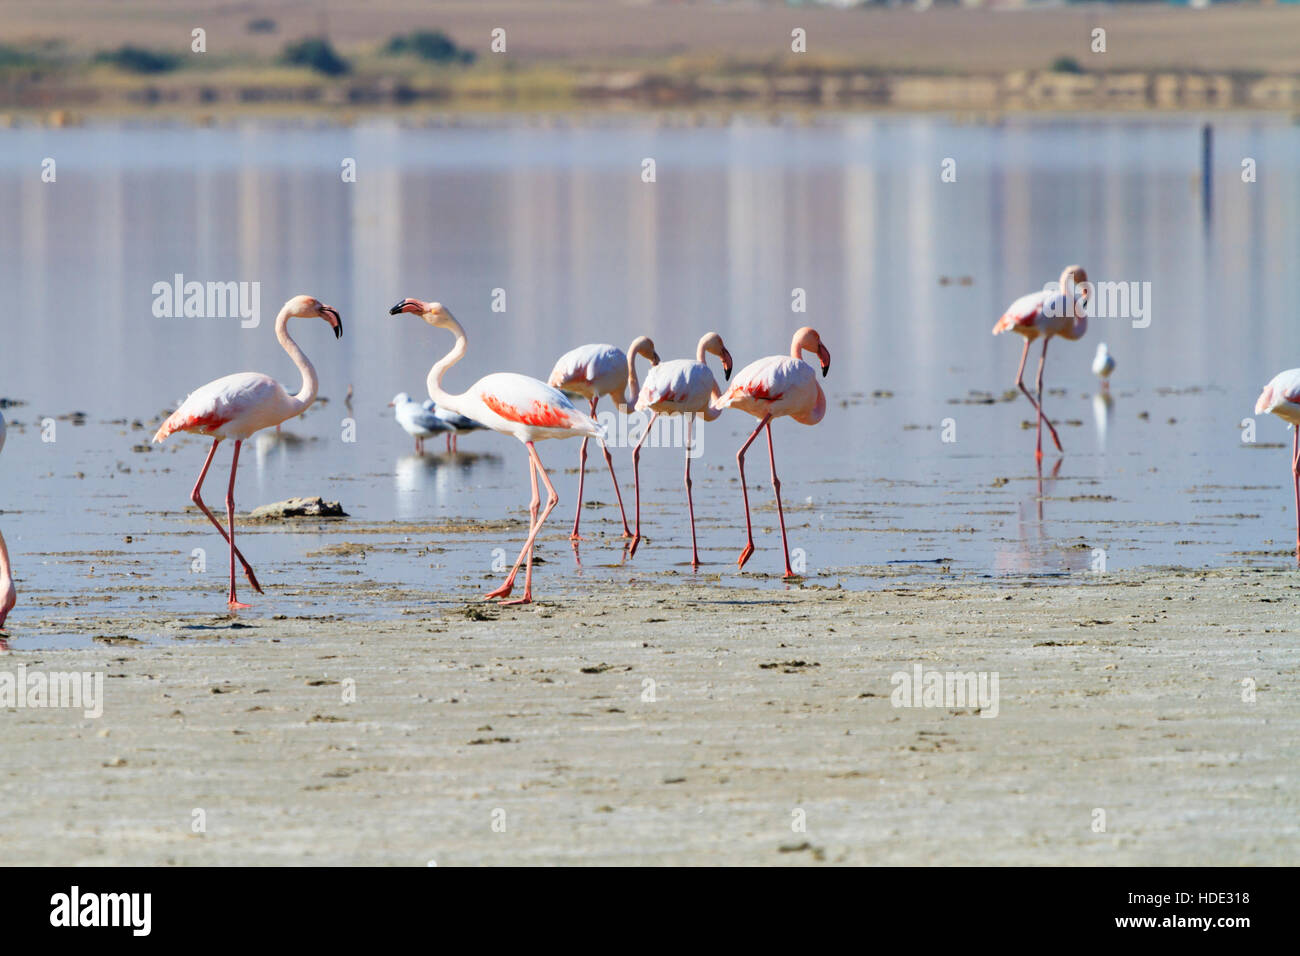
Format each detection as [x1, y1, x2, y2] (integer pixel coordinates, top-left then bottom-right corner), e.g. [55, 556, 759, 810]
[393, 451, 504, 521]
[1092, 390, 1114, 449]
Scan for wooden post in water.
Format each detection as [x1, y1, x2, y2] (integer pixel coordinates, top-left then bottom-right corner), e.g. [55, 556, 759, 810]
[1201, 123, 1213, 224]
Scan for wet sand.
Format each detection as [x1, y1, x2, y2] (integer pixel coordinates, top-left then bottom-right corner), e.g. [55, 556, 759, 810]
[2, 567, 1296, 865]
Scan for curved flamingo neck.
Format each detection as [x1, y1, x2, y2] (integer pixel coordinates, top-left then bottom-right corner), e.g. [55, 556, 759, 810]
[276, 305, 319, 412]
[622, 341, 646, 410]
[427, 314, 469, 409]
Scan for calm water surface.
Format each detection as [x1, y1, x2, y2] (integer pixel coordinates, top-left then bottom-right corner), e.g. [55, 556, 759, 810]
[1, 115, 1298, 637]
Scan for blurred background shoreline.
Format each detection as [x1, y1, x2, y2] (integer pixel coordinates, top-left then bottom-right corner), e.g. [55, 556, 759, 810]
[2, 1, 1300, 122]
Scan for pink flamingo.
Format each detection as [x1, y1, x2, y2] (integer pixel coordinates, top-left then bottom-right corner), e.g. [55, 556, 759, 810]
[992, 265, 1089, 460]
[547, 337, 659, 540]
[1255, 368, 1300, 563]
[152, 295, 343, 609]
[714, 327, 830, 578]
[630, 332, 733, 565]
[391, 299, 603, 605]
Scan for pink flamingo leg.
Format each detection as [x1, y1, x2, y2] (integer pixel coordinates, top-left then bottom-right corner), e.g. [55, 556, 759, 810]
[735, 413, 772, 570]
[1013, 339, 1062, 462]
[497, 443, 559, 606]
[225, 440, 251, 610]
[684, 414, 699, 568]
[765, 421, 796, 578]
[598, 416, 633, 538]
[485, 444, 545, 601]
[629, 411, 658, 557]
[570, 398, 594, 540]
[190, 438, 262, 595]
[1292, 429, 1300, 564]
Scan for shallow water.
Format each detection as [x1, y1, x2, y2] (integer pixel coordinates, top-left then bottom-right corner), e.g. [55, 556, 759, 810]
[1, 115, 1299, 636]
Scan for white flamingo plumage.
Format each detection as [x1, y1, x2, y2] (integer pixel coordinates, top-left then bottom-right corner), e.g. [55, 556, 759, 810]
[713, 326, 830, 578]
[1255, 368, 1300, 563]
[547, 337, 659, 539]
[389, 392, 448, 454]
[0, 408, 14, 630]
[391, 298, 603, 605]
[993, 265, 1089, 460]
[630, 332, 733, 566]
[152, 294, 343, 609]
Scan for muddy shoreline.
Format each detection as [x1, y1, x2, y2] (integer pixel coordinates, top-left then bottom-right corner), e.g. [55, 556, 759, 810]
[1, 567, 1295, 865]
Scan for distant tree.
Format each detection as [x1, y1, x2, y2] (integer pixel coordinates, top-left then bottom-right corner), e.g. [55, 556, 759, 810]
[1050, 56, 1084, 75]
[247, 18, 278, 34]
[94, 46, 179, 74]
[282, 37, 350, 76]
[384, 30, 475, 65]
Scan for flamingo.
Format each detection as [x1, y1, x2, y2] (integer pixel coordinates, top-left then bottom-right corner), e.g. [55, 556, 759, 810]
[1092, 342, 1116, 390]
[713, 327, 830, 578]
[547, 337, 659, 540]
[152, 294, 343, 609]
[389, 392, 449, 454]
[433, 404, 487, 453]
[992, 265, 1089, 460]
[1254, 369, 1300, 563]
[0, 409, 13, 629]
[390, 298, 603, 604]
[630, 332, 733, 566]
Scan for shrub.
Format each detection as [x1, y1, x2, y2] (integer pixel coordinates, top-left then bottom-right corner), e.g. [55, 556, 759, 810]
[282, 37, 349, 76]
[1049, 55, 1084, 75]
[384, 30, 475, 65]
[94, 45, 179, 74]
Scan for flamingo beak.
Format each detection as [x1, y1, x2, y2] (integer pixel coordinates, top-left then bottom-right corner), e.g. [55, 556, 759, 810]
[321, 306, 343, 339]
[389, 299, 412, 316]
[722, 350, 733, 381]
[817, 343, 831, 377]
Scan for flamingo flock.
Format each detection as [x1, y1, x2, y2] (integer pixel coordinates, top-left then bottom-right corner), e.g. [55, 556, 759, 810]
[3, 261, 1300, 627]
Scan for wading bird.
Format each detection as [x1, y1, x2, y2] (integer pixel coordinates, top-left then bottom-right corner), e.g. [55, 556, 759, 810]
[152, 295, 343, 610]
[547, 337, 659, 539]
[391, 299, 603, 604]
[993, 265, 1089, 460]
[1254, 368, 1300, 563]
[1092, 342, 1116, 390]
[630, 332, 733, 566]
[714, 327, 830, 578]
[434, 404, 486, 453]
[389, 392, 449, 454]
[0, 409, 13, 629]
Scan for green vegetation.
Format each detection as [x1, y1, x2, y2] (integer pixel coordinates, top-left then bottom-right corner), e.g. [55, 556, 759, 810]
[282, 37, 349, 76]
[1050, 55, 1084, 75]
[383, 30, 475, 65]
[94, 45, 179, 74]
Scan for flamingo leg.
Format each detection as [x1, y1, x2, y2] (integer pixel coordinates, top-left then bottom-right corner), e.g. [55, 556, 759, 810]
[1035, 338, 1063, 457]
[629, 411, 658, 557]
[766, 421, 796, 578]
[485, 445, 542, 601]
[452, 433, 458, 452]
[1292, 428, 1299, 564]
[598, 403, 633, 539]
[570, 398, 594, 540]
[685, 413, 699, 568]
[1014, 338, 1062, 462]
[446, 432, 452, 453]
[225, 440, 251, 610]
[189, 438, 262, 595]
[736, 413, 773, 570]
[500, 443, 559, 606]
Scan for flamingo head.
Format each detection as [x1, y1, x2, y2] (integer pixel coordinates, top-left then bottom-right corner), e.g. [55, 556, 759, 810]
[389, 392, 412, 409]
[390, 298, 455, 330]
[793, 327, 830, 378]
[699, 332, 733, 380]
[1060, 265, 1089, 304]
[629, 335, 660, 366]
[286, 295, 343, 339]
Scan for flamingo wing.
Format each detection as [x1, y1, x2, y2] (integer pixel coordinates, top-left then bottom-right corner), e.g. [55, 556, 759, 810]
[153, 372, 289, 442]
[471, 373, 602, 437]
[547, 343, 624, 392]
[992, 291, 1048, 335]
[1257, 368, 1300, 415]
[636, 360, 713, 412]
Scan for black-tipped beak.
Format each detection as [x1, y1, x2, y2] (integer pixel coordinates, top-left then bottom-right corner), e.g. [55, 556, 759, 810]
[333, 317, 344, 339]
[389, 300, 410, 316]
[722, 354, 733, 381]
[818, 344, 831, 378]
